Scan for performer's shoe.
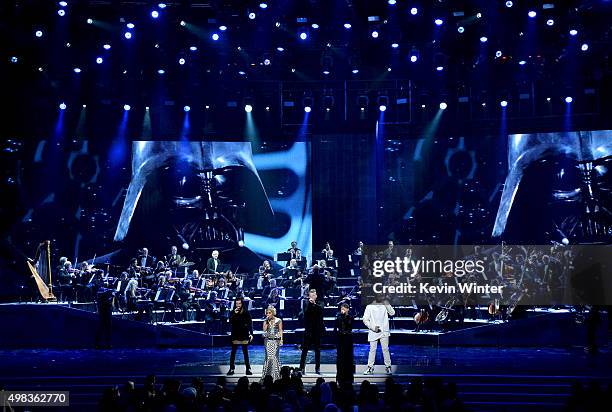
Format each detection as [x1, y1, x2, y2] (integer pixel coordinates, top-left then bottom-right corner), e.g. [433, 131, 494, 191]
[363, 367, 374, 375]
[315, 369, 321, 375]
[245, 369, 253, 375]
[385, 366, 392, 375]
[227, 369, 235, 376]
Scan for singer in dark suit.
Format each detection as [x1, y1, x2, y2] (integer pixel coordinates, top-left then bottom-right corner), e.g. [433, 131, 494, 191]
[299, 289, 325, 375]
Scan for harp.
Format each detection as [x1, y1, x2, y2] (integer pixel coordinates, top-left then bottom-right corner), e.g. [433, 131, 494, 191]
[26, 240, 57, 302]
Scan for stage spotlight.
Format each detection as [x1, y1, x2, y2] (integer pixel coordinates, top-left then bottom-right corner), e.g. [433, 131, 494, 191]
[151, 10, 159, 18]
[457, 26, 465, 33]
[500, 100, 508, 107]
[158, 3, 166, 8]
[59, 103, 67, 110]
[190, 46, 197, 51]
[145, 106, 150, 111]
[245, 104, 253, 113]
[299, 32, 308, 40]
[10, 56, 18, 63]
[158, 69, 165, 74]
[519, 60, 526, 65]
[35, 30, 43, 38]
[410, 7, 418, 15]
[379, 105, 387, 112]
[259, 2, 268, 8]
[178, 58, 185, 65]
[439, 102, 447, 110]
[73, 67, 81, 73]
[180, 21, 186, 27]
[87, 18, 93, 24]
[371, 30, 379, 38]
[184, 105, 191, 112]
[434, 19, 443, 26]
[263, 58, 271, 66]
[127, 23, 135, 29]
[96, 57, 103, 64]
[238, 71, 246, 76]
[565, 96, 573, 103]
[388, 0, 397, 5]
[304, 106, 312, 113]
[103, 44, 111, 50]
[410, 55, 418, 63]
[276, 47, 284, 52]
[505, 1, 513, 7]
[436, 66, 444, 71]
[528, 10, 537, 18]
[391, 43, 399, 48]
[546, 97, 551, 102]
[248, 12, 256, 20]
[569, 29, 578, 36]
[265, 106, 270, 111]
[352, 69, 359, 74]
[480, 36, 488, 43]
[124, 104, 131, 111]
[311, 23, 319, 29]
[476, 12, 482, 18]
[344, 23, 352, 29]
[546, 19, 554, 26]
[495, 50, 502, 58]
[322, 70, 330, 75]
[212, 33, 220, 41]
[59, 1, 68, 6]
[124, 32, 132, 39]
[581, 43, 589, 51]
[82, 105, 86, 108]
[58, 9, 66, 17]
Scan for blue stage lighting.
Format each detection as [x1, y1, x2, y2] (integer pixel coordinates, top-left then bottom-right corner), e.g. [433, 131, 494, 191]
[124, 32, 132, 39]
[371, 30, 379, 38]
[190, 46, 197, 51]
[344, 23, 352, 29]
[245, 104, 253, 113]
[352, 69, 359, 74]
[457, 26, 465, 33]
[184, 105, 191, 112]
[581, 43, 589, 51]
[569, 29, 578, 36]
[439, 102, 447, 110]
[219, 25, 227, 31]
[259, 3, 268, 9]
[158, 69, 165, 74]
[124, 104, 131, 111]
[480, 36, 488, 43]
[388, 0, 396, 5]
[10, 56, 18, 63]
[505, 1, 513, 7]
[546, 19, 554, 26]
[528, 11, 537, 18]
[500, 100, 508, 107]
[212, 33, 220, 41]
[180, 21, 187, 27]
[410, 55, 418, 63]
[299, 32, 308, 40]
[127, 23, 135, 29]
[158, 3, 166, 8]
[304, 106, 312, 113]
[73, 67, 81, 73]
[151, 10, 159, 18]
[311, 23, 319, 29]
[264, 58, 271, 66]
[410, 8, 418, 15]
[248, 12, 256, 20]
[436, 66, 444, 71]
[179, 58, 185, 65]
[96, 57, 103, 64]
[379, 105, 387, 112]
[87, 18, 93, 24]
[434, 19, 443, 26]
[103, 44, 111, 50]
[59, 1, 68, 6]
[519, 60, 526, 65]
[276, 47, 285, 52]
[35, 30, 43, 38]
[59, 103, 67, 110]
[565, 96, 573, 103]
[58, 9, 66, 17]
[391, 43, 399, 49]
[495, 50, 502, 57]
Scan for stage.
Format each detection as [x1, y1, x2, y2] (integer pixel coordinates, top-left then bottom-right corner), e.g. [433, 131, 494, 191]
[0, 344, 610, 412]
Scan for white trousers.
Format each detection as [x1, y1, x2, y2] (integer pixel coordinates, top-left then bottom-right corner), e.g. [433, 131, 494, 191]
[367, 336, 391, 367]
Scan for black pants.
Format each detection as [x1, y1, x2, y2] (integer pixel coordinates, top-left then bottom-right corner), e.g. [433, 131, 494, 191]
[230, 344, 251, 370]
[299, 339, 321, 370]
[336, 335, 354, 384]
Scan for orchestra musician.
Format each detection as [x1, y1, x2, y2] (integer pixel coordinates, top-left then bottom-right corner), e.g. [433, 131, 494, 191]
[354, 241, 364, 256]
[322, 242, 334, 259]
[206, 250, 222, 274]
[177, 279, 203, 322]
[137, 248, 156, 270]
[166, 245, 184, 270]
[287, 241, 301, 259]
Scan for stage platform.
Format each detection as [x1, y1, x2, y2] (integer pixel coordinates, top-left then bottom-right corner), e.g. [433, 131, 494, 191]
[0, 302, 607, 348]
[0, 345, 610, 412]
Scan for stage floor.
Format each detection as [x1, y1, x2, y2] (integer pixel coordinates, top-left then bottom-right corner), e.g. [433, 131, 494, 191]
[0, 345, 610, 411]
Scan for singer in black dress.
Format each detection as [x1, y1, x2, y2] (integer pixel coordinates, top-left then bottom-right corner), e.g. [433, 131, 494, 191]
[228, 297, 253, 375]
[335, 303, 355, 385]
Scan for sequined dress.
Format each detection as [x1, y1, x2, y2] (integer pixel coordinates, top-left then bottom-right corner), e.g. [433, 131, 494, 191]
[262, 318, 282, 381]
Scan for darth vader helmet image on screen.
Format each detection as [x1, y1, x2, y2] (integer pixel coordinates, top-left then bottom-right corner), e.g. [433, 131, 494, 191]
[493, 131, 611, 244]
[114, 141, 274, 258]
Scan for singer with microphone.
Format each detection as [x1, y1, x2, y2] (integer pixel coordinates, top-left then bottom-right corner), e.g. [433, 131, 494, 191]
[227, 297, 253, 375]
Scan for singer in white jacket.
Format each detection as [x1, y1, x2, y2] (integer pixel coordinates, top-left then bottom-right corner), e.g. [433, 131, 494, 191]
[362, 297, 395, 375]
